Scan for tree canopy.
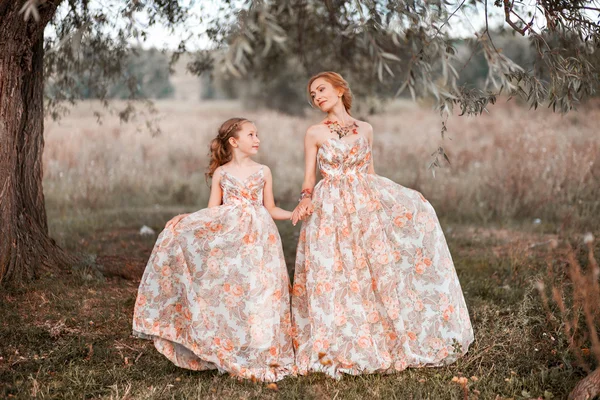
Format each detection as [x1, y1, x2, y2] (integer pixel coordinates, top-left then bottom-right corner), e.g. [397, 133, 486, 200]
[1, 0, 598, 283]
[28, 0, 598, 118]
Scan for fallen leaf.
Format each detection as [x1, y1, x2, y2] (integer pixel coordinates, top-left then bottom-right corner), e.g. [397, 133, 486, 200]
[267, 383, 278, 391]
[581, 348, 591, 356]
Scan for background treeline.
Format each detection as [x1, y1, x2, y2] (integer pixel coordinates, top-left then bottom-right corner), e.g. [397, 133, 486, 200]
[46, 32, 598, 115]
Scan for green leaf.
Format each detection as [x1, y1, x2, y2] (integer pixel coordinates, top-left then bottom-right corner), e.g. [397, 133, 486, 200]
[383, 62, 394, 78]
[380, 52, 402, 62]
[395, 80, 409, 97]
[443, 151, 451, 165]
[19, 0, 40, 22]
[409, 84, 416, 102]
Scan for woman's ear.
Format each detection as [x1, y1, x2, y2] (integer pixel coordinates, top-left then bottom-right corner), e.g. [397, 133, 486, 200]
[228, 136, 238, 148]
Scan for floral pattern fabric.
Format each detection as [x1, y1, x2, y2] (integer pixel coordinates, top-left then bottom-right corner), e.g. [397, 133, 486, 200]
[291, 135, 474, 378]
[132, 166, 295, 382]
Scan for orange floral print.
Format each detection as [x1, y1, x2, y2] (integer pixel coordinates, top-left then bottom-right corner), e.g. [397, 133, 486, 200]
[133, 167, 295, 382]
[291, 135, 473, 378]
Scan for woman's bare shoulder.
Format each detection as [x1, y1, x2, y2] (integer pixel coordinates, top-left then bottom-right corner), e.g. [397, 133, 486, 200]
[355, 119, 373, 132]
[306, 123, 330, 136]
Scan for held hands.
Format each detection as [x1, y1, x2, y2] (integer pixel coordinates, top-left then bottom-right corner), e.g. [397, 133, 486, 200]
[291, 198, 314, 226]
[165, 213, 189, 230]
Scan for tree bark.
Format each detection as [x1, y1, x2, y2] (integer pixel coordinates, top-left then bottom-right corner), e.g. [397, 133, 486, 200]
[0, 1, 71, 284]
[569, 367, 600, 400]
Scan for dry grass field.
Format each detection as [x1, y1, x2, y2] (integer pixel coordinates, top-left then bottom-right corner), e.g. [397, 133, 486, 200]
[1, 98, 599, 399]
[43, 98, 600, 232]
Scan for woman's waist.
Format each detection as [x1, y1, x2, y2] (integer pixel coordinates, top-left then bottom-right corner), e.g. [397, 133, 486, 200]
[319, 168, 371, 180]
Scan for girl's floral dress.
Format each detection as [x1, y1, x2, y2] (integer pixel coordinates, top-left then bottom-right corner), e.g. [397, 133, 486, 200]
[133, 166, 295, 382]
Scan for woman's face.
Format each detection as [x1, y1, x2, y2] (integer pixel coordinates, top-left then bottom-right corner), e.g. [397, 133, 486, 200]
[309, 78, 342, 112]
[229, 122, 260, 155]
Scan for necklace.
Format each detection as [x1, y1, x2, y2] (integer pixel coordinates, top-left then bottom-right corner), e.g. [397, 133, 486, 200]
[324, 120, 359, 139]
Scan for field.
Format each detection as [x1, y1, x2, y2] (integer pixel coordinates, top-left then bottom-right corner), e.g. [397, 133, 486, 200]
[1, 99, 599, 399]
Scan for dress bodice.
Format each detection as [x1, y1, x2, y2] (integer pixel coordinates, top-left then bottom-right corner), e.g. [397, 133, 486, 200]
[219, 167, 264, 207]
[317, 135, 372, 180]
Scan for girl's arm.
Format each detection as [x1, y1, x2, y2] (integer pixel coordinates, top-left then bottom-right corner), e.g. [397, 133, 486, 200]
[166, 168, 223, 230]
[263, 166, 292, 220]
[365, 122, 376, 175]
[207, 167, 224, 207]
[291, 126, 321, 225]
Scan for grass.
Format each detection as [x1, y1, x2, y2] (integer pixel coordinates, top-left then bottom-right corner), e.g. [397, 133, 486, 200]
[1, 210, 596, 399]
[2, 99, 599, 398]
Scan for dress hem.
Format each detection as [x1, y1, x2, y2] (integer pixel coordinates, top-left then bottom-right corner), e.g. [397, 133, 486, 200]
[132, 329, 296, 382]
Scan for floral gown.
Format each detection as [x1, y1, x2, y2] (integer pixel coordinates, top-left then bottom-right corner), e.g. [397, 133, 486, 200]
[132, 166, 295, 382]
[291, 134, 474, 378]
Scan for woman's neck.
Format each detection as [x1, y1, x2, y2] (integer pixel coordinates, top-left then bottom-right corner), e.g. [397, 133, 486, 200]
[326, 103, 353, 125]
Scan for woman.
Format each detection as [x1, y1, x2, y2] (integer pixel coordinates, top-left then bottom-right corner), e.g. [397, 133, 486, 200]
[290, 71, 474, 378]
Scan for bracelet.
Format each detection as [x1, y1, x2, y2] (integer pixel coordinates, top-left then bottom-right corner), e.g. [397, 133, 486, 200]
[298, 188, 313, 202]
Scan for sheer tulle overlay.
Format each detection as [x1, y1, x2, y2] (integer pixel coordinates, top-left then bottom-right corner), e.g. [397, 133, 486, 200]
[132, 167, 295, 382]
[291, 135, 474, 378]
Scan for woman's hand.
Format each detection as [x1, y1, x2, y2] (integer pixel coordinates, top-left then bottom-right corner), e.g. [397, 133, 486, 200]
[165, 213, 189, 230]
[292, 198, 314, 226]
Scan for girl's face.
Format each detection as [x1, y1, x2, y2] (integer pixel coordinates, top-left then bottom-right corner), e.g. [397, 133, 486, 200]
[309, 78, 342, 112]
[229, 122, 260, 155]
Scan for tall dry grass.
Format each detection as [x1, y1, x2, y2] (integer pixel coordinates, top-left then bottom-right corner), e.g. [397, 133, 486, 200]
[43, 99, 600, 229]
[537, 235, 600, 399]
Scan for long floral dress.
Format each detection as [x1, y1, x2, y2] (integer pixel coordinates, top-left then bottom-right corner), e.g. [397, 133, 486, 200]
[132, 166, 295, 382]
[291, 134, 474, 378]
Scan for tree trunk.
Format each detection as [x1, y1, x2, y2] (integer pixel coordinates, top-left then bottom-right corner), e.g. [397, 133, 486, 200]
[569, 367, 600, 400]
[0, 1, 71, 285]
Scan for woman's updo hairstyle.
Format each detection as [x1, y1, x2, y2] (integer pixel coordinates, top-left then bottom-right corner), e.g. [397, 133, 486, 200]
[307, 71, 353, 114]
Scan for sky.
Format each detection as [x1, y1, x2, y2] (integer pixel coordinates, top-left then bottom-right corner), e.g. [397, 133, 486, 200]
[45, 0, 591, 51]
[137, 1, 509, 50]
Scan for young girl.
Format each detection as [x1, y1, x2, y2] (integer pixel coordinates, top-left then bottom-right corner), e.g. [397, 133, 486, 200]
[132, 117, 295, 382]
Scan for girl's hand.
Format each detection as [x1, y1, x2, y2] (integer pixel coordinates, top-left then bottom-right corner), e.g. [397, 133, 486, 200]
[292, 198, 313, 225]
[165, 213, 189, 230]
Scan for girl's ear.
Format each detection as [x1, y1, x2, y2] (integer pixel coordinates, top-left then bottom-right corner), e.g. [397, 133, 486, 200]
[228, 136, 238, 148]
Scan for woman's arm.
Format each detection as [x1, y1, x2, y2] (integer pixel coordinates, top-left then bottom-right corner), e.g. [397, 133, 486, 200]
[300, 125, 320, 190]
[207, 167, 224, 208]
[263, 166, 292, 220]
[292, 126, 321, 225]
[365, 122, 376, 175]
